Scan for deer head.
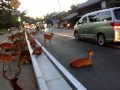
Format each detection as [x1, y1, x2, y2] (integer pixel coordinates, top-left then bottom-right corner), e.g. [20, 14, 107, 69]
[2, 63, 24, 90]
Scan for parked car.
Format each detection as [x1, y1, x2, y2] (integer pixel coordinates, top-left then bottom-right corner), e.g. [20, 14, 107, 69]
[74, 7, 120, 45]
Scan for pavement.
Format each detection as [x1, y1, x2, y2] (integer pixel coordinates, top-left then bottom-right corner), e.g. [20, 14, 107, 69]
[0, 31, 38, 90]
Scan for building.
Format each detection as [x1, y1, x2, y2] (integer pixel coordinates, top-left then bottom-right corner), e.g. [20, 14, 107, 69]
[61, 13, 78, 29]
[77, 0, 120, 17]
[50, 12, 59, 27]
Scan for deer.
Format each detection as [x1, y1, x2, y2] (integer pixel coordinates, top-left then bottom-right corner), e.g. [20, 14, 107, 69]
[0, 42, 17, 52]
[43, 33, 54, 45]
[27, 34, 37, 48]
[2, 63, 24, 90]
[8, 34, 16, 42]
[20, 49, 31, 64]
[70, 50, 94, 68]
[0, 52, 20, 73]
[32, 45, 42, 55]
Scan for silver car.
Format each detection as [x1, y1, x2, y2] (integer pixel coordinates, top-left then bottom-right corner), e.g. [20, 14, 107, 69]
[74, 7, 120, 45]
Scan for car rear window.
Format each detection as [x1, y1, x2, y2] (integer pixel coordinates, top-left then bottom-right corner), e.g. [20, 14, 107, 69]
[114, 8, 120, 19]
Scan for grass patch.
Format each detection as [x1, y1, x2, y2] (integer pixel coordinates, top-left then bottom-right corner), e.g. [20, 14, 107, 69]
[0, 29, 6, 32]
[0, 29, 7, 35]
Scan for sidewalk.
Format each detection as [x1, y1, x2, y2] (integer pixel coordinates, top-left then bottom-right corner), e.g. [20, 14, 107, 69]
[0, 31, 38, 90]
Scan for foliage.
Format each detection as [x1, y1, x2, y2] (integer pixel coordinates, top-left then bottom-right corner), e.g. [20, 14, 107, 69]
[107, 0, 120, 8]
[59, 11, 68, 20]
[0, 0, 18, 29]
[43, 4, 78, 24]
[68, 4, 79, 14]
[44, 13, 53, 24]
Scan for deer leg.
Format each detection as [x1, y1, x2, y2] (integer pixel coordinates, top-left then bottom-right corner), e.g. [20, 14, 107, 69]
[50, 40, 51, 45]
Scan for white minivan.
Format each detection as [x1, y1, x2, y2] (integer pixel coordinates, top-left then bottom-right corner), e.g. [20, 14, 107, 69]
[74, 7, 120, 45]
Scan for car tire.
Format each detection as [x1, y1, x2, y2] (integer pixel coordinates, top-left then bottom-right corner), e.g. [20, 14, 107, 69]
[74, 32, 79, 40]
[97, 34, 105, 45]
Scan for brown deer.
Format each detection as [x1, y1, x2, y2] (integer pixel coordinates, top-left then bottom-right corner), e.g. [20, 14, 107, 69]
[32, 45, 42, 55]
[0, 43, 16, 52]
[0, 52, 16, 63]
[70, 50, 94, 68]
[8, 34, 16, 41]
[0, 52, 20, 73]
[2, 63, 24, 90]
[20, 50, 31, 64]
[43, 33, 54, 45]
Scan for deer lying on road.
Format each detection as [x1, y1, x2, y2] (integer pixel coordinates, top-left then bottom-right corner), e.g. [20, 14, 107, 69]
[2, 63, 24, 90]
[0, 43, 17, 52]
[0, 52, 19, 63]
[20, 50, 31, 64]
[70, 50, 94, 68]
[43, 33, 54, 45]
[32, 45, 42, 55]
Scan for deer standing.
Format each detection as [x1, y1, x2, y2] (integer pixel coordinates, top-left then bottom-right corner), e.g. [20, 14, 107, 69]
[2, 63, 24, 90]
[43, 33, 54, 45]
[70, 50, 94, 68]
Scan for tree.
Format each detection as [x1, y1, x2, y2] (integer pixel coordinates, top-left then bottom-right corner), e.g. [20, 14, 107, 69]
[0, 0, 13, 29]
[68, 4, 79, 14]
[107, 0, 120, 8]
[44, 13, 53, 24]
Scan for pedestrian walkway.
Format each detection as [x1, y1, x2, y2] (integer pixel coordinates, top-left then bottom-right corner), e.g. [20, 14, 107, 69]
[0, 31, 38, 90]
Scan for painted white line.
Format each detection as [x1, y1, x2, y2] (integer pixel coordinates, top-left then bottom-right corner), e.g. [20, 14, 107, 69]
[54, 32, 75, 38]
[35, 37, 87, 90]
[54, 32, 120, 48]
[106, 44, 120, 48]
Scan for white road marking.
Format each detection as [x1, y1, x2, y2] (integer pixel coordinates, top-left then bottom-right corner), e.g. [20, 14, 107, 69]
[106, 44, 120, 48]
[54, 32, 120, 48]
[54, 32, 75, 38]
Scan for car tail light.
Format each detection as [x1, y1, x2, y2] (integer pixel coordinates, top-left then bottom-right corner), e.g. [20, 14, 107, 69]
[111, 23, 120, 30]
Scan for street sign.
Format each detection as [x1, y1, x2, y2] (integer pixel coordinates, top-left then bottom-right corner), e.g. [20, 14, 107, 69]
[9, 0, 21, 9]
[11, 10, 21, 15]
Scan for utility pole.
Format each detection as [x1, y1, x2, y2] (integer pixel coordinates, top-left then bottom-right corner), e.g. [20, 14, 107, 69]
[58, 0, 60, 28]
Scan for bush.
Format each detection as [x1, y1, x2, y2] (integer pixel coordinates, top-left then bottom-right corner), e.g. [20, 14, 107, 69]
[0, 21, 5, 29]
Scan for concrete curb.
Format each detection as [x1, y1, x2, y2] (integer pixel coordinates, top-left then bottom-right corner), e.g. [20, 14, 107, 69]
[25, 32, 48, 90]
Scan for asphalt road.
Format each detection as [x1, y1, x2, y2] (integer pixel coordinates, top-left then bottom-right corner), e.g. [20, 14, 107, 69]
[34, 28, 120, 90]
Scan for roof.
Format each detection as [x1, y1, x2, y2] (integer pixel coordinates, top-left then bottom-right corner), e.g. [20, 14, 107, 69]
[62, 13, 78, 20]
[51, 12, 59, 17]
[78, 0, 102, 9]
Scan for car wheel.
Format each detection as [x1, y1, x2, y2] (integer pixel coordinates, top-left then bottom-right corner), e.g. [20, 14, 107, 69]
[74, 32, 79, 40]
[97, 34, 105, 45]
